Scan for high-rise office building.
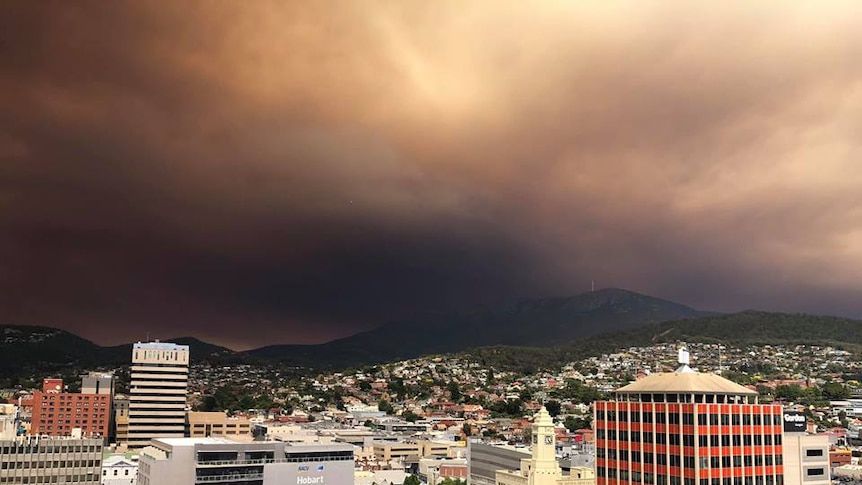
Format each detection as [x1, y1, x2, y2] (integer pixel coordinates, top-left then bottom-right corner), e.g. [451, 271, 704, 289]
[594, 352, 784, 485]
[127, 341, 190, 449]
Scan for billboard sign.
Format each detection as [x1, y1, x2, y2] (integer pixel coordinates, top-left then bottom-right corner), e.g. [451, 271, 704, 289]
[783, 412, 807, 433]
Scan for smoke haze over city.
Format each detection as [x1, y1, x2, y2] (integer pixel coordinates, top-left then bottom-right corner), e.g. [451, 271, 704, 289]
[3, 2, 862, 349]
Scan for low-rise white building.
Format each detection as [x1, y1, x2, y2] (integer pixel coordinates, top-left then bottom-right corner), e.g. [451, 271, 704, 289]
[102, 455, 138, 485]
[138, 437, 355, 485]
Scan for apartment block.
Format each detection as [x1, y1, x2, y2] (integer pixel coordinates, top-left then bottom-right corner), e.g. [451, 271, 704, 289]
[29, 377, 111, 440]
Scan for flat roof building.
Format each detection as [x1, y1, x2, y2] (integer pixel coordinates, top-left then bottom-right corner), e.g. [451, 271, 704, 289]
[138, 437, 354, 485]
[186, 411, 251, 438]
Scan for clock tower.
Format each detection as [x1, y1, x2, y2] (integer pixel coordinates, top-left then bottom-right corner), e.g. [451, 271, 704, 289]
[528, 406, 562, 485]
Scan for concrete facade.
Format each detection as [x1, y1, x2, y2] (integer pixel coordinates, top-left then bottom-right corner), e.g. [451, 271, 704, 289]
[128, 342, 189, 449]
[0, 436, 103, 484]
[186, 412, 251, 438]
[138, 437, 355, 485]
[782, 433, 829, 485]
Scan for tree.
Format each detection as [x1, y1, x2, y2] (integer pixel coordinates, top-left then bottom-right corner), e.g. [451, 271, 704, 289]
[447, 381, 462, 403]
[462, 423, 473, 437]
[403, 475, 421, 485]
[544, 400, 561, 417]
[564, 415, 592, 431]
[378, 399, 394, 414]
[403, 410, 420, 423]
[821, 382, 850, 401]
[774, 384, 803, 401]
[440, 479, 466, 485]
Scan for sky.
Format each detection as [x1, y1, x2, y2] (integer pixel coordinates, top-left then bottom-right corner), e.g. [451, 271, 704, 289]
[3, 2, 862, 350]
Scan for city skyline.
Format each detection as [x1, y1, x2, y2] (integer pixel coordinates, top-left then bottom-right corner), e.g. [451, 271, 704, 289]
[3, 2, 862, 349]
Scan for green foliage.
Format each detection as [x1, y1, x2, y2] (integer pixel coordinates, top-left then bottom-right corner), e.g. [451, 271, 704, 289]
[378, 399, 394, 414]
[550, 379, 606, 404]
[821, 382, 850, 400]
[403, 475, 421, 485]
[488, 398, 524, 417]
[544, 400, 561, 417]
[564, 415, 592, 431]
[447, 381, 462, 403]
[440, 479, 466, 485]
[402, 410, 420, 423]
[196, 385, 276, 413]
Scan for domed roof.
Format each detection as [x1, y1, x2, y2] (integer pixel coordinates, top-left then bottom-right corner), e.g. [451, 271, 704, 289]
[615, 366, 756, 396]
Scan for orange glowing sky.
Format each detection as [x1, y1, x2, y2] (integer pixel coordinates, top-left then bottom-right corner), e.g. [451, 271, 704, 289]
[2, 2, 862, 349]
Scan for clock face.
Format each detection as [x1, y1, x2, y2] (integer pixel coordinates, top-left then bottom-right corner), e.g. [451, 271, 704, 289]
[544, 435, 553, 445]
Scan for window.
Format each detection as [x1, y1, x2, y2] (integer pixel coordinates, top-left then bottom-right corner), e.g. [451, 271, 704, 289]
[709, 414, 719, 425]
[806, 449, 824, 457]
[698, 413, 708, 425]
[699, 436, 708, 447]
[806, 469, 825, 477]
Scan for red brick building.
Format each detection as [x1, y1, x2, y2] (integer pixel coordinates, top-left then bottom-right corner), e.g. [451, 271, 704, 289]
[29, 379, 111, 439]
[595, 364, 785, 485]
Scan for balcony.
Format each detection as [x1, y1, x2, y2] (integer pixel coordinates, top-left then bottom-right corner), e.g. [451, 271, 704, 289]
[195, 472, 264, 483]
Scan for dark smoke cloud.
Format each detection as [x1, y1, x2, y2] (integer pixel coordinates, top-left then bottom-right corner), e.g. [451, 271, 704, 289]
[2, 2, 862, 349]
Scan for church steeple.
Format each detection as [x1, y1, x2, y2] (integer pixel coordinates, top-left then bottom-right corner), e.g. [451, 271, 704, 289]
[528, 406, 562, 485]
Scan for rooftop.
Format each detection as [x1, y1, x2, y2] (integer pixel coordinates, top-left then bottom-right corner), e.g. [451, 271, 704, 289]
[615, 366, 757, 396]
[133, 341, 189, 351]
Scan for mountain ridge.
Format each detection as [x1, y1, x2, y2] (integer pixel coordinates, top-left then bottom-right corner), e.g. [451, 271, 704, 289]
[8, 289, 862, 378]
